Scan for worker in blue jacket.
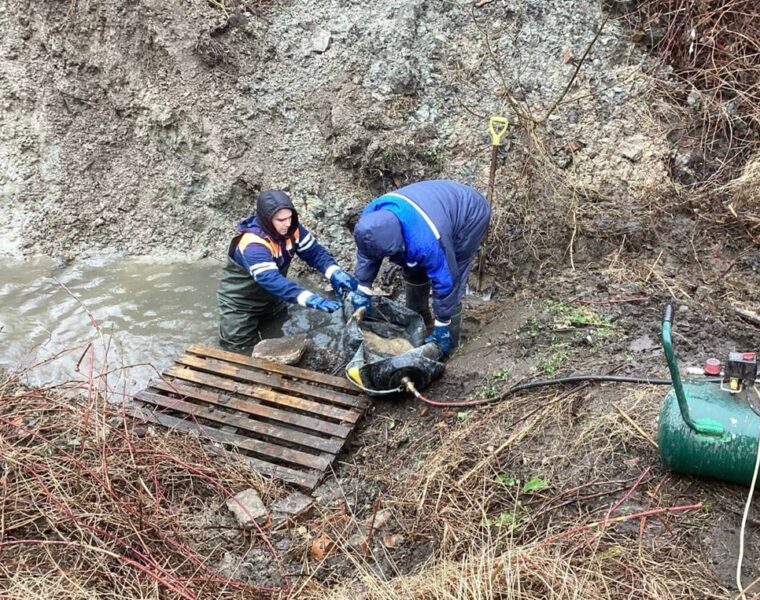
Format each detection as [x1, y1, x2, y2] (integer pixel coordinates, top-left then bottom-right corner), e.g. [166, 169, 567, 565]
[218, 190, 357, 352]
[351, 180, 491, 356]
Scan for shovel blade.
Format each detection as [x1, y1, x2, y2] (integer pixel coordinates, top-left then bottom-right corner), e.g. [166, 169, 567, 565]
[466, 270, 494, 301]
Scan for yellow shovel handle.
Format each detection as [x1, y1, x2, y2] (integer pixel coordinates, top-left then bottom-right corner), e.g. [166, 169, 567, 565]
[488, 116, 509, 146]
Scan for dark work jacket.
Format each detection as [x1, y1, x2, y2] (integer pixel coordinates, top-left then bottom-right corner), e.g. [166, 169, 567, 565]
[354, 180, 490, 320]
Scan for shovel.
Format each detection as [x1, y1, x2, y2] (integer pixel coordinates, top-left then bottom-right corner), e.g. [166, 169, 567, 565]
[469, 115, 509, 301]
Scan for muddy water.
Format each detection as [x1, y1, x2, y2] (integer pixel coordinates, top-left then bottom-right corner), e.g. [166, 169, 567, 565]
[0, 256, 345, 398]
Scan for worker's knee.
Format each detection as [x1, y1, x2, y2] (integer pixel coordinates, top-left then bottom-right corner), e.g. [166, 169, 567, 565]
[218, 307, 260, 354]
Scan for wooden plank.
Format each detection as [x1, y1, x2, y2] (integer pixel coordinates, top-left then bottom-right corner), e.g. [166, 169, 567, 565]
[148, 378, 350, 443]
[188, 343, 360, 394]
[180, 350, 365, 409]
[165, 365, 360, 425]
[136, 387, 343, 454]
[126, 407, 320, 489]
[170, 359, 362, 422]
[135, 392, 331, 471]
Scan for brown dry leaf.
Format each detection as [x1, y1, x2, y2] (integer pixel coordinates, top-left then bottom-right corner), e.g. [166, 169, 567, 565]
[562, 48, 574, 64]
[310, 534, 333, 560]
[441, 409, 456, 419]
[382, 533, 404, 549]
[434, 421, 448, 431]
[419, 405, 430, 417]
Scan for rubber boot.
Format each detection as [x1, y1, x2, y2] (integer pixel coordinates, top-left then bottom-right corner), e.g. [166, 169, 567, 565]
[404, 279, 434, 328]
[449, 304, 463, 349]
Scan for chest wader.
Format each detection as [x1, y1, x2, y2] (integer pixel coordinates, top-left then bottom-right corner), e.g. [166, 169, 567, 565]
[217, 254, 287, 353]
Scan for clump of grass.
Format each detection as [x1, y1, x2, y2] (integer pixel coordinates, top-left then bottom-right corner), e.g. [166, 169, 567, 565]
[545, 300, 614, 338]
[300, 383, 724, 599]
[475, 366, 511, 398]
[0, 372, 286, 599]
[538, 341, 569, 375]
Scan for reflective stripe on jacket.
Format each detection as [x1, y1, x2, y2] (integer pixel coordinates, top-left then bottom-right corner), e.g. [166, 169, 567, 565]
[229, 217, 336, 304]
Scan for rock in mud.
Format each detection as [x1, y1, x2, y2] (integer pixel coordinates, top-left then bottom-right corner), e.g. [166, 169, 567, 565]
[252, 335, 308, 365]
[226, 488, 268, 528]
[272, 491, 313, 525]
[629, 334, 654, 352]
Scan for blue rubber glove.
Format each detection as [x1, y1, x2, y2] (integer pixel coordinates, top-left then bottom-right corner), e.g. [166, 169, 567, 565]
[350, 289, 372, 314]
[329, 268, 358, 298]
[305, 295, 341, 313]
[425, 324, 453, 356]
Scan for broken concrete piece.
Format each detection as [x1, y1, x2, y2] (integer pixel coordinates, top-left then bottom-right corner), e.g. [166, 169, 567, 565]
[226, 488, 268, 528]
[272, 491, 313, 518]
[617, 137, 646, 162]
[311, 29, 331, 53]
[302, 28, 331, 55]
[252, 334, 308, 365]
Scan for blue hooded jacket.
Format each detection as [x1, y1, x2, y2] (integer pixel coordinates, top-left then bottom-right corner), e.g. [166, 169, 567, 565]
[229, 191, 337, 305]
[354, 180, 490, 321]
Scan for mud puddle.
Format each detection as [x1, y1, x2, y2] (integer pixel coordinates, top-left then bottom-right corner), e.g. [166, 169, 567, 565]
[0, 255, 346, 397]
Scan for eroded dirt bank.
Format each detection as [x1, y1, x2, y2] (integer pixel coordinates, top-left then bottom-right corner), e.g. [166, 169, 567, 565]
[2, 0, 683, 265]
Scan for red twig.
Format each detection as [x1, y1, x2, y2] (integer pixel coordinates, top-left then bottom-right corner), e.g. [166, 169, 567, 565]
[603, 467, 651, 525]
[540, 502, 703, 545]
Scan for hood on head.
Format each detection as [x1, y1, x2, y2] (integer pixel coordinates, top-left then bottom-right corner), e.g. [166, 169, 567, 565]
[353, 210, 404, 259]
[255, 190, 299, 239]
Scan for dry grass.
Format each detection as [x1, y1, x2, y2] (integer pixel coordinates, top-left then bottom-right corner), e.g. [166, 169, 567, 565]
[298, 382, 726, 599]
[459, 0, 760, 273]
[0, 371, 285, 599]
[609, 0, 760, 199]
[0, 295, 746, 599]
[628, 0, 760, 132]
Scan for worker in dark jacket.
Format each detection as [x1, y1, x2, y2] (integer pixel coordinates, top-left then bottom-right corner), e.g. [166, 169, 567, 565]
[218, 190, 357, 352]
[351, 180, 490, 356]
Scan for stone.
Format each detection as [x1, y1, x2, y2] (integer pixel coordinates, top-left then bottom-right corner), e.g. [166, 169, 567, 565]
[272, 491, 314, 522]
[302, 28, 331, 55]
[553, 150, 572, 169]
[346, 509, 394, 550]
[252, 334, 308, 365]
[686, 88, 701, 108]
[226, 488, 268, 528]
[617, 137, 645, 162]
[629, 335, 654, 353]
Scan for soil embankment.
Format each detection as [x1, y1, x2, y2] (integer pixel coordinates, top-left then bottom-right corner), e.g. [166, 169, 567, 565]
[3, 0, 671, 264]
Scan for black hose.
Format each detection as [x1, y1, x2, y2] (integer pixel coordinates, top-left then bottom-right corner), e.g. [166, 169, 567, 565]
[503, 374, 722, 394]
[403, 374, 724, 407]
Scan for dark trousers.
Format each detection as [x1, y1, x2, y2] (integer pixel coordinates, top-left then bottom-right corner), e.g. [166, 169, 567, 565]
[217, 257, 286, 353]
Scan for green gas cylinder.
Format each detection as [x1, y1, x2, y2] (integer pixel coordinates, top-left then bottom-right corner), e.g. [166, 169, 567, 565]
[657, 305, 760, 486]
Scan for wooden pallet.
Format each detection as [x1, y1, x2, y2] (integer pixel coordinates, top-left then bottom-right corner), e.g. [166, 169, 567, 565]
[130, 343, 368, 490]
